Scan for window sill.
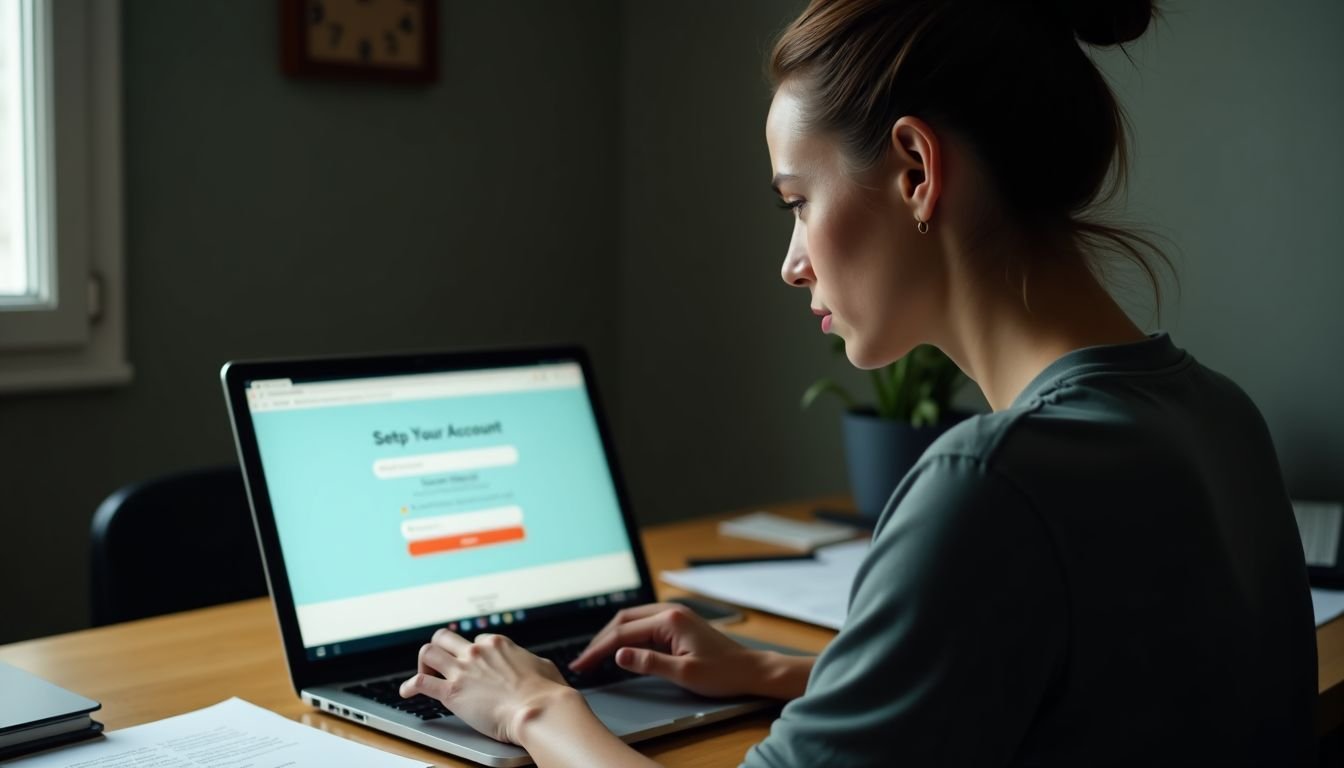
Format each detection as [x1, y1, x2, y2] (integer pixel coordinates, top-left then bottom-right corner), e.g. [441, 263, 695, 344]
[0, 361, 132, 395]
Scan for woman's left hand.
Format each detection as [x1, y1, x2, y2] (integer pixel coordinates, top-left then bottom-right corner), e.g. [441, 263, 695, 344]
[400, 628, 571, 744]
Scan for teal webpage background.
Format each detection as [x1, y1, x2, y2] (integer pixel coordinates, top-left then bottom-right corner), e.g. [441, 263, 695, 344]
[251, 382, 634, 607]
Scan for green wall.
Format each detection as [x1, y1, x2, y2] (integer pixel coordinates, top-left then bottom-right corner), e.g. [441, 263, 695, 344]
[1096, 0, 1344, 499]
[2, 1, 1340, 645]
[613, 0, 1344, 523]
[0, 0, 621, 644]
[614, 0, 831, 525]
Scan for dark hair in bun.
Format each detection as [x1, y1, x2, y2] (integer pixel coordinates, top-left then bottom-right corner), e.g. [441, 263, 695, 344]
[770, 0, 1171, 306]
[1056, 0, 1156, 46]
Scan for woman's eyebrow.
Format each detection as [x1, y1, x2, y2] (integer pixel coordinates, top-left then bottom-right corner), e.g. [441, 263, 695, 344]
[771, 173, 800, 195]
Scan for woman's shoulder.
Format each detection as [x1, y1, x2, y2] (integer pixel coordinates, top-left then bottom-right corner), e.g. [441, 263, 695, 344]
[923, 351, 1270, 474]
[872, 416, 1042, 542]
[895, 353, 1287, 538]
[921, 407, 1033, 467]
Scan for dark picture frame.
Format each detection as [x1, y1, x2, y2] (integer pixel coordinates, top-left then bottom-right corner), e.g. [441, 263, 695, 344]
[279, 0, 439, 84]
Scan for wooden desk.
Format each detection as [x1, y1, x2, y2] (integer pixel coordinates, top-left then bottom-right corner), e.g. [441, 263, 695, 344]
[3, 497, 1341, 766]
[0, 500, 836, 767]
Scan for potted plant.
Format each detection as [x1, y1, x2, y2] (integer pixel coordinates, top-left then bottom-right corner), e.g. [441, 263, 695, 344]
[803, 341, 968, 520]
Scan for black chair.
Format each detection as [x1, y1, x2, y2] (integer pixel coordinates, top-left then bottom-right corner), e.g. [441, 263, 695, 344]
[89, 466, 268, 626]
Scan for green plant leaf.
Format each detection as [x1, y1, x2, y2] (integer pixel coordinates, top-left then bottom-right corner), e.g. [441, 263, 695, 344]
[910, 398, 939, 427]
[806, 339, 968, 424]
[870, 369, 890, 417]
[881, 355, 911, 420]
[893, 352, 919, 419]
[801, 378, 856, 411]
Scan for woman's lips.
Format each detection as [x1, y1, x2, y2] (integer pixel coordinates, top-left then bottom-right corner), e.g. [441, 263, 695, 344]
[811, 307, 832, 333]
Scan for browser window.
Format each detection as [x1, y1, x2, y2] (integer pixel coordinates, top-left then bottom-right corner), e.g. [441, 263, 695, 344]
[246, 362, 641, 657]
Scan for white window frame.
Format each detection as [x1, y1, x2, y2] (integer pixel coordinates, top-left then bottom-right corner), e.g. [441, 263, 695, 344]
[0, 0, 130, 393]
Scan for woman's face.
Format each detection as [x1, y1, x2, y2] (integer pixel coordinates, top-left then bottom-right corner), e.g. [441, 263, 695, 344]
[766, 86, 941, 369]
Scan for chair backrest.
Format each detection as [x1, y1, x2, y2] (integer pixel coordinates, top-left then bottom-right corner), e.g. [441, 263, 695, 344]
[89, 466, 268, 626]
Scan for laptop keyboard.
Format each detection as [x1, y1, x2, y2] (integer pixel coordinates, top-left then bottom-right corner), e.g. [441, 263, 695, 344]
[344, 678, 452, 720]
[342, 637, 640, 721]
[545, 636, 642, 689]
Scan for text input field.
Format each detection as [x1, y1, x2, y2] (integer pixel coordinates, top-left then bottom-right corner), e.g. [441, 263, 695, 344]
[373, 445, 518, 480]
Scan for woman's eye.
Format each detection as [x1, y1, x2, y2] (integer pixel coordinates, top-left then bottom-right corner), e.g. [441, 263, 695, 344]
[775, 199, 806, 216]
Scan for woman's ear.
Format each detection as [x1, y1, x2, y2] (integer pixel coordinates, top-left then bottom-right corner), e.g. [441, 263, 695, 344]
[889, 116, 941, 225]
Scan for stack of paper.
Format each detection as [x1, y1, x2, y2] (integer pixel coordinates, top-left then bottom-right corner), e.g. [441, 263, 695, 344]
[661, 539, 870, 629]
[667, 542, 1344, 633]
[5, 698, 430, 768]
[718, 511, 863, 551]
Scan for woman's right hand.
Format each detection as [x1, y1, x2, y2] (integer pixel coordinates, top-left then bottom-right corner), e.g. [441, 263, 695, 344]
[568, 602, 810, 700]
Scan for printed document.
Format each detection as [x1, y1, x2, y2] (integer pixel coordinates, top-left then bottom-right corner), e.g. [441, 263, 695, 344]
[667, 539, 1344, 631]
[661, 539, 870, 629]
[5, 698, 429, 768]
[1313, 588, 1344, 627]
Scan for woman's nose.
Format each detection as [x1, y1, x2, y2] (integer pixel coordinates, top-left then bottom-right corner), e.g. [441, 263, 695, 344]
[780, 224, 813, 288]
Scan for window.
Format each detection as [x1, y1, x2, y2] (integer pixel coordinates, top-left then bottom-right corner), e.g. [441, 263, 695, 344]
[0, 0, 130, 393]
[0, 0, 33, 300]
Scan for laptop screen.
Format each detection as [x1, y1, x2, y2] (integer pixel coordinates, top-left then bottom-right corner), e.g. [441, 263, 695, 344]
[244, 361, 642, 660]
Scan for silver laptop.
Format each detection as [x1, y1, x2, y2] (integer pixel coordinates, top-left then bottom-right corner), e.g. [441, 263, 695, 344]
[220, 347, 793, 766]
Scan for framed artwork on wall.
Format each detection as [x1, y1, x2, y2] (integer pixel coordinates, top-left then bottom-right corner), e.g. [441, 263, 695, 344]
[280, 0, 438, 83]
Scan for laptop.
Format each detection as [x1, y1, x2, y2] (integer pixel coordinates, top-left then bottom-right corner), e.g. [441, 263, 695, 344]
[220, 347, 791, 766]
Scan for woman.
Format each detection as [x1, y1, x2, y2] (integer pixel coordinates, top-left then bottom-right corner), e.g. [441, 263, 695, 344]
[400, 0, 1317, 764]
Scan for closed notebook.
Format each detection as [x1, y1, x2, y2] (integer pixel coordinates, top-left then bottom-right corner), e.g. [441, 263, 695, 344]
[0, 662, 103, 760]
[718, 511, 860, 551]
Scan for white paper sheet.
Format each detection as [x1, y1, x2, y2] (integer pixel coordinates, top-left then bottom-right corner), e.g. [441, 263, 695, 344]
[667, 541, 1344, 633]
[1294, 500, 1344, 567]
[660, 539, 870, 630]
[6, 698, 430, 768]
[1312, 588, 1344, 628]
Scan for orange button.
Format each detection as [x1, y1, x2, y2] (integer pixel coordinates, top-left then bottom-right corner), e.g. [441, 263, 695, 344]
[408, 525, 526, 557]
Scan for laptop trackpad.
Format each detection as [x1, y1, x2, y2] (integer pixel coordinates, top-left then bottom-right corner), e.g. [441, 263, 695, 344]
[585, 677, 732, 733]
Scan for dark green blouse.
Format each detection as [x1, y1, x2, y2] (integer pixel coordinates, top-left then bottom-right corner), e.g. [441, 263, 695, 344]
[744, 334, 1316, 766]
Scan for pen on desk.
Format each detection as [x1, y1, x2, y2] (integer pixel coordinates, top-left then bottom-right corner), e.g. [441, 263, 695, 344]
[685, 553, 816, 567]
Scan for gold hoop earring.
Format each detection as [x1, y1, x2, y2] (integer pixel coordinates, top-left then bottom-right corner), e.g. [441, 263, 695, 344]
[916, 218, 929, 235]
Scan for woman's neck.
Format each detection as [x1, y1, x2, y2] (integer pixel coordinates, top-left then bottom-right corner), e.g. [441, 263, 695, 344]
[935, 249, 1147, 411]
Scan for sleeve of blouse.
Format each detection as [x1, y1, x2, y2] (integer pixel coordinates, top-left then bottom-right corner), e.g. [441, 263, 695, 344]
[741, 453, 1067, 767]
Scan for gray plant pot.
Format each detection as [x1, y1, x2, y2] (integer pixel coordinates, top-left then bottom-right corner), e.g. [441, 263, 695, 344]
[842, 409, 968, 520]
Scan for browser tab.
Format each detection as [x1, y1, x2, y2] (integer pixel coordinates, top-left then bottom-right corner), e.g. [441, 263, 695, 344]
[244, 363, 585, 414]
